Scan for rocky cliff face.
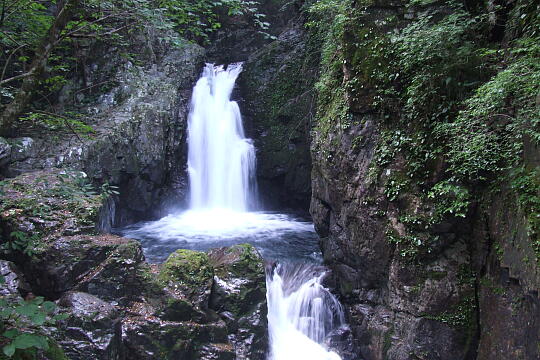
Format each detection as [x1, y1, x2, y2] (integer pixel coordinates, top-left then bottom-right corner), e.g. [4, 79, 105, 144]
[309, 0, 540, 359]
[1, 31, 204, 226]
[238, 15, 317, 210]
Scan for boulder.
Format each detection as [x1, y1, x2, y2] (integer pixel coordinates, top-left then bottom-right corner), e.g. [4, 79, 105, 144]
[22, 234, 143, 300]
[0, 260, 30, 297]
[121, 316, 232, 360]
[55, 292, 122, 360]
[158, 249, 214, 318]
[0, 137, 11, 167]
[208, 244, 268, 360]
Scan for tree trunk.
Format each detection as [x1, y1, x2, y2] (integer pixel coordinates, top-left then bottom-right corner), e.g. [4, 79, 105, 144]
[0, 0, 79, 136]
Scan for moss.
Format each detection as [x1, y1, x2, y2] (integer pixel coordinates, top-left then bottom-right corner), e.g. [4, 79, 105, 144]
[510, 166, 540, 263]
[159, 249, 214, 289]
[222, 243, 264, 278]
[382, 326, 395, 357]
[423, 295, 476, 329]
[0, 170, 103, 246]
[162, 298, 198, 321]
[479, 277, 506, 296]
[208, 244, 265, 316]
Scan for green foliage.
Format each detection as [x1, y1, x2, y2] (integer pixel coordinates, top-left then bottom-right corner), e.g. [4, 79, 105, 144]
[158, 0, 271, 42]
[423, 295, 476, 328]
[309, 0, 540, 264]
[384, 173, 410, 202]
[391, 11, 484, 123]
[442, 39, 540, 182]
[18, 112, 94, 137]
[0, 295, 67, 358]
[307, 0, 353, 152]
[1, 231, 40, 257]
[48, 171, 97, 199]
[428, 181, 470, 219]
[386, 227, 437, 260]
[510, 166, 540, 261]
[100, 182, 120, 201]
[1, 0, 272, 130]
[43, 171, 119, 204]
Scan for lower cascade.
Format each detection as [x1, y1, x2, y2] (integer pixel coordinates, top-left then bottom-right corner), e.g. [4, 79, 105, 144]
[120, 63, 348, 359]
[267, 264, 345, 360]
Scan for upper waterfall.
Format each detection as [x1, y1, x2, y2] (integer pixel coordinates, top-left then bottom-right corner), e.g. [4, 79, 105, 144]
[187, 63, 256, 211]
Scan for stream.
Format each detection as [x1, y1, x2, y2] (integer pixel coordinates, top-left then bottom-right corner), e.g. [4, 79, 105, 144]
[117, 63, 347, 360]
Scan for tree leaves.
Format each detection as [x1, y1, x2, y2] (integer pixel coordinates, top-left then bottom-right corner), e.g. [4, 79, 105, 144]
[0, 295, 61, 358]
[2, 333, 50, 356]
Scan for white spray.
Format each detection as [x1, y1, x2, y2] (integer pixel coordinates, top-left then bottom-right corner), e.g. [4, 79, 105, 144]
[267, 264, 345, 360]
[187, 63, 256, 211]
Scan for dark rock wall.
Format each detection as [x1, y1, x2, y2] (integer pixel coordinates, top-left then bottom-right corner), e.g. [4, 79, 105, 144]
[79, 40, 204, 225]
[1, 32, 204, 226]
[238, 16, 318, 210]
[309, 0, 540, 359]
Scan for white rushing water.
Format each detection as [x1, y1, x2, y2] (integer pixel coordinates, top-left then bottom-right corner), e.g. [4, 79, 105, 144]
[267, 264, 345, 360]
[123, 63, 346, 359]
[188, 63, 256, 211]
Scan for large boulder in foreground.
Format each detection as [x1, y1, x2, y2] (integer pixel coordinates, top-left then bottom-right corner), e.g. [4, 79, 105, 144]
[159, 249, 214, 311]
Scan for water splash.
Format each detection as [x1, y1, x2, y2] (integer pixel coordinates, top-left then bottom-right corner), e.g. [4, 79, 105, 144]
[267, 264, 345, 360]
[188, 63, 256, 211]
[120, 210, 321, 263]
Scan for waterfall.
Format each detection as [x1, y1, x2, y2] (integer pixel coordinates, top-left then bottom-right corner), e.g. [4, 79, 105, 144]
[187, 63, 256, 211]
[122, 63, 348, 360]
[267, 264, 345, 360]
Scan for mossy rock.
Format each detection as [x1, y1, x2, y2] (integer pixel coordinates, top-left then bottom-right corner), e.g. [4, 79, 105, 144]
[209, 243, 264, 280]
[208, 244, 266, 317]
[0, 170, 102, 248]
[159, 249, 214, 310]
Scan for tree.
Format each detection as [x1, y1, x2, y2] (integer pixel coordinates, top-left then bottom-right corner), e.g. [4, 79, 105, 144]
[0, 0, 80, 136]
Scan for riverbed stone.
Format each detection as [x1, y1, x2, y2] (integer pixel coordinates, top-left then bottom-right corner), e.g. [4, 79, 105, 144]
[55, 291, 122, 360]
[208, 244, 268, 359]
[0, 260, 30, 298]
[158, 249, 214, 322]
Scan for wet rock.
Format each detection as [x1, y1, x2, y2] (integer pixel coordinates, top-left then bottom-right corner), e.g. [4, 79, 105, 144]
[75, 239, 145, 304]
[208, 244, 267, 359]
[0, 260, 30, 297]
[158, 249, 214, 318]
[3, 35, 204, 225]
[325, 327, 358, 360]
[24, 234, 143, 300]
[122, 316, 232, 360]
[55, 292, 122, 360]
[238, 8, 316, 210]
[208, 244, 266, 316]
[0, 137, 11, 167]
[9, 137, 35, 162]
[0, 170, 102, 240]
